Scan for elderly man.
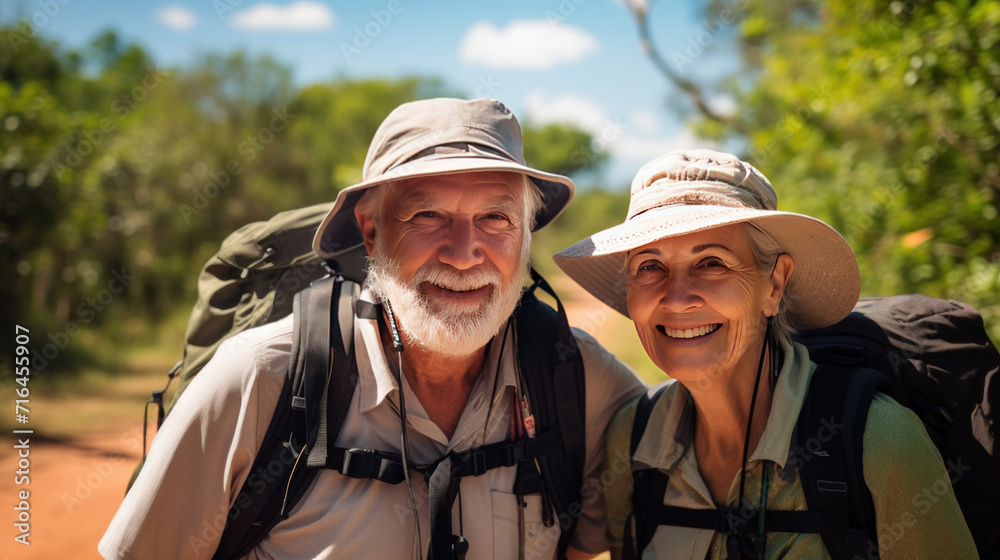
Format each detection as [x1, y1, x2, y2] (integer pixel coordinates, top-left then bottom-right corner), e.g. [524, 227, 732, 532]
[99, 98, 644, 560]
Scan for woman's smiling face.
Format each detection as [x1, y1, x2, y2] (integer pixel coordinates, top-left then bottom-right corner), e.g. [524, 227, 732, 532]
[625, 223, 790, 386]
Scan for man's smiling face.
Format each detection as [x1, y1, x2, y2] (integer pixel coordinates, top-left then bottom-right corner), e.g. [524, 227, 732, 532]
[358, 170, 531, 357]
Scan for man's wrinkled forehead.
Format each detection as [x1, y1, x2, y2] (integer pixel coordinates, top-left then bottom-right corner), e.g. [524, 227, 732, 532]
[381, 173, 526, 216]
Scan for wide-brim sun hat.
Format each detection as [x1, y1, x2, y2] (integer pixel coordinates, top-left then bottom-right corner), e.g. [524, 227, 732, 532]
[313, 97, 575, 259]
[553, 149, 860, 330]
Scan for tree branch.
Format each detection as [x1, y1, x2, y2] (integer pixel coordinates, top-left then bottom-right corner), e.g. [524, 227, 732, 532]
[630, 5, 751, 135]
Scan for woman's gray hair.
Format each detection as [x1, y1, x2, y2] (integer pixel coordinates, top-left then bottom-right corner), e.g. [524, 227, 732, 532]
[741, 222, 795, 347]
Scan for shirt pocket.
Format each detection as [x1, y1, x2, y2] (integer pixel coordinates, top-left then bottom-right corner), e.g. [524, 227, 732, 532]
[491, 490, 561, 559]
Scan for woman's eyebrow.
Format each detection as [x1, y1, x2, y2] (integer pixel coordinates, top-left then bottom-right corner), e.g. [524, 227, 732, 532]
[691, 243, 735, 255]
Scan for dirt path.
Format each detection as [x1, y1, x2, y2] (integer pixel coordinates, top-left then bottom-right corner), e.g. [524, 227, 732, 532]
[2, 424, 145, 560]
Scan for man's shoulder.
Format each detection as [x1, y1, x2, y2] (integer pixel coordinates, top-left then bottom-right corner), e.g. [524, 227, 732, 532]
[198, 314, 296, 389]
[233, 313, 295, 350]
[214, 314, 295, 364]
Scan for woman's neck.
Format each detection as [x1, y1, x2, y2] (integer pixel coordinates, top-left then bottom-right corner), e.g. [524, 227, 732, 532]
[686, 351, 776, 504]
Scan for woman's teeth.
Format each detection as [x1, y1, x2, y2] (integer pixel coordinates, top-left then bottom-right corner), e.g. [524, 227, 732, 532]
[662, 324, 720, 339]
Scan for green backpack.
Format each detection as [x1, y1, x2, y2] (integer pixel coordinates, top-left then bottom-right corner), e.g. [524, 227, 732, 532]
[129, 203, 590, 559]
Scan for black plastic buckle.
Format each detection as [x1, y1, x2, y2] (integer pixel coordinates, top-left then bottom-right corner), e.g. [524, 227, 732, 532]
[471, 450, 488, 477]
[341, 448, 381, 479]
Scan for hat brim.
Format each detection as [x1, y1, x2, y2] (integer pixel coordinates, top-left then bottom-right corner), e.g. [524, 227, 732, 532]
[313, 152, 575, 259]
[553, 204, 860, 330]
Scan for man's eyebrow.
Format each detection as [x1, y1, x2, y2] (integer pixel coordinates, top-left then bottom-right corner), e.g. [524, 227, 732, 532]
[485, 195, 520, 213]
[394, 193, 435, 214]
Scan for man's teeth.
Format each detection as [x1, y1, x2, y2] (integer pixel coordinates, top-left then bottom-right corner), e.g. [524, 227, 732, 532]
[663, 324, 720, 339]
[434, 283, 483, 293]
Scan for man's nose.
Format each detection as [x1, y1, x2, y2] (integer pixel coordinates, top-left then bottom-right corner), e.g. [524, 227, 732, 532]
[438, 219, 485, 270]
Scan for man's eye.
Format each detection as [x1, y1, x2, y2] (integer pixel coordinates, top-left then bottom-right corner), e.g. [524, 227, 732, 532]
[409, 211, 441, 222]
[479, 213, 514, 228]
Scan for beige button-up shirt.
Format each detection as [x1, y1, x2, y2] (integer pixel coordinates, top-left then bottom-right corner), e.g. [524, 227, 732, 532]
[100, 290, 644, 559]
[604, 340, 978, 559]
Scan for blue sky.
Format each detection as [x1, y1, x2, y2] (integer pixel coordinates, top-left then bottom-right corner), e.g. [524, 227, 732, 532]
[4, 0, 741, 187]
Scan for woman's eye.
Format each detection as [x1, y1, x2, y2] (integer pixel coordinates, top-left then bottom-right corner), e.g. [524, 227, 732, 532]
[698, 258, 727, 271]
[631, 261, 666, 281]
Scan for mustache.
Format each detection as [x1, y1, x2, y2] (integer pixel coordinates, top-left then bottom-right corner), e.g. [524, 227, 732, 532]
[413, 265, 502, 293]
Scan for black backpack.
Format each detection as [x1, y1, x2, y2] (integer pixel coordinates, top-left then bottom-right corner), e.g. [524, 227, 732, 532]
[626, 295, 1000, 559]
[131, 206, 589, 559]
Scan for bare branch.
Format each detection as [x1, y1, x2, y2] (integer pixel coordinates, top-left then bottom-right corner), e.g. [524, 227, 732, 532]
[629, 5, 750, 135]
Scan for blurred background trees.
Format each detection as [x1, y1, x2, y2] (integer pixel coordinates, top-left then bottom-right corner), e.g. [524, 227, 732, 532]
[3, 0, 999, 375]
[628, 0, 1000, 339]
[0, 28, 607, 373]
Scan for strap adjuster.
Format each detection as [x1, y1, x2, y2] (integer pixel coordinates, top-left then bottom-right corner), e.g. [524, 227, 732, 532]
[341, 448, 380, 479]
[471, 450, 488, 476]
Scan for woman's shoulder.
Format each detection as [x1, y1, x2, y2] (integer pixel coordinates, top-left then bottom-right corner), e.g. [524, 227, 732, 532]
[606, 380, 682, 450]
[862, 391, 945, 475]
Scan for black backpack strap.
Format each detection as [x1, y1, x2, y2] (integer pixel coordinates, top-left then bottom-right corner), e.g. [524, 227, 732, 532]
[634, 503, 833, 534]
[321, 426, 562, 483]
[623, 383, 670, 560]
[797, 363, 884, 560]
[213, 275, 358, 560]
[515, 269, 587, 557]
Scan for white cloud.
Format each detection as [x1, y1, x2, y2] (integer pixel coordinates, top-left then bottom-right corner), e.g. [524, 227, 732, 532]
[230, 1, 334, 31]
[157, 6, 196, 31]
[459, 20, 598, 70]
[630, 109, 660, 133]
[522, 91, 713, 174]
[524, 91, 610, 136]
[707, 94, 737, 118]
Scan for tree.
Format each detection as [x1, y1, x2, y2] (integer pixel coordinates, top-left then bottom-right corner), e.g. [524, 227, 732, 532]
[626, 0, 1000, 339]
[1, 28, 607, 375]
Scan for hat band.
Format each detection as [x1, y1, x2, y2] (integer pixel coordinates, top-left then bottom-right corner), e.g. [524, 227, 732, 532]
[627, 180, 766, 220]
[403, 142, 516, 165]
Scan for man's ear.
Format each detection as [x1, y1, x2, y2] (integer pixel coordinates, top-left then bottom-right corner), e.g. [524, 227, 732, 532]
[764, 253, 794, 317]
[354, 204, 377, 255]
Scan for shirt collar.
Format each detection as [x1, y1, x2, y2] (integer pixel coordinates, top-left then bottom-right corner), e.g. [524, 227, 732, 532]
[355, 288, 519, 414]
[749, 339, 814, 468]
[632, 339, 815, 472]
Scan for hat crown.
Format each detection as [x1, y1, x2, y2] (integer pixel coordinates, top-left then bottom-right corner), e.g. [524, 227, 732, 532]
[363, 98, 526, 181]
[627, 149, 778, 220]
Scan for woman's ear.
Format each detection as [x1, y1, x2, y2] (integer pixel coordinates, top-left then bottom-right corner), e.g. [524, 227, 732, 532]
[764, 253, 794, 317]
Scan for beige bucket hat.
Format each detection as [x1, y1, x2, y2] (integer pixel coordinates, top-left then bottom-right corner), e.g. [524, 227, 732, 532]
[313, 97, 576, 259]
[554, 149, 860, 330]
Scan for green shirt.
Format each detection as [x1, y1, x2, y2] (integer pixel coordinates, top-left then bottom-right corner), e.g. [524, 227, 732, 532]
[603, 340, 978, 559]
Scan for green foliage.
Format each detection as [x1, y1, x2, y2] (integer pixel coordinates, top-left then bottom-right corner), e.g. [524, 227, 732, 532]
[522, 122, 609, 178]
[0, 28, 605, 375]
[695, 0, 1000, 341]
[532, 188, 629, 276]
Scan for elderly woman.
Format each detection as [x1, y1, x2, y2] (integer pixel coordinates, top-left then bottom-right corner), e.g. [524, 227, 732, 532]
[554, 150, 978, 560]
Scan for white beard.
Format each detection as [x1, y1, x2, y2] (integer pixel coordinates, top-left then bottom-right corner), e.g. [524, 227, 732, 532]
[364, 245, 528, 358]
